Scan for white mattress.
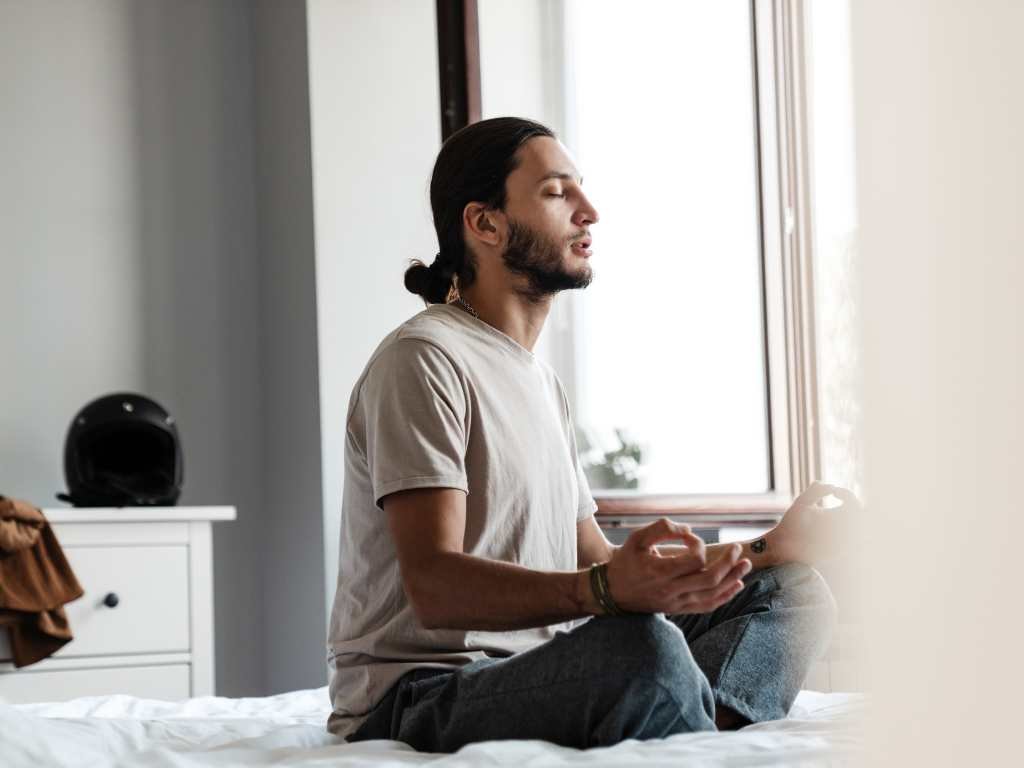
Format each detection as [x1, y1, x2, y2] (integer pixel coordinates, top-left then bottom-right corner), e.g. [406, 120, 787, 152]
[0, 687, 865, 767]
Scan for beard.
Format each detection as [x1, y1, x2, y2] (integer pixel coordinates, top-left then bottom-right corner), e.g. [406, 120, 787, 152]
[501, 218, 593, 301]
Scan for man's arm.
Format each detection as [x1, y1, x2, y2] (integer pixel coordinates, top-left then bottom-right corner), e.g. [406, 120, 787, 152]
[577, 514, 616, 566]
[387, 488, 751, 632]
[387, 487, 597, 630]
[669, 539, 779, 569]
[577, 515, 778, 571]
[579, 483, 861, 574]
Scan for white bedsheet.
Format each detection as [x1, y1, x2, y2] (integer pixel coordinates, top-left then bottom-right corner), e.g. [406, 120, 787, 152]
[0, 687, 865, 767]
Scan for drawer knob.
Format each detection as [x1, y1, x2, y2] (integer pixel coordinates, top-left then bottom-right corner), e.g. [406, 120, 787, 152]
[102, 592, 120, 609]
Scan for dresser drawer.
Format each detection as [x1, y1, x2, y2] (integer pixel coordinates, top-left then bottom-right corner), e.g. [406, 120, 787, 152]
[0, 545, 191, 661]
[63, 545, 190, 657]
[0, 663, 190, 704]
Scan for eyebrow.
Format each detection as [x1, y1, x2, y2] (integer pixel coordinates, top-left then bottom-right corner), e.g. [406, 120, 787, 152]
[536, 171, 583, 186]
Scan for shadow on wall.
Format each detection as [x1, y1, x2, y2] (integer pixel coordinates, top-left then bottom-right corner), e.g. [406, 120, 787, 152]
[129, 0, 267, 698]
[125, 0, 324, 697]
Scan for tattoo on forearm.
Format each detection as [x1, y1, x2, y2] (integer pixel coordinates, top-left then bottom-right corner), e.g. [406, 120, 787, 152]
[751, 537, 767, 554]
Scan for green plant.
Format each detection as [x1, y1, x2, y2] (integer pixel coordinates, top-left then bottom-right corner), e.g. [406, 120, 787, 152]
[583, 428, 644, 490]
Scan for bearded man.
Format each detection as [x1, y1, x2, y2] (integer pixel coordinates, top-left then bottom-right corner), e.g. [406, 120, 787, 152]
[326, 117, 836, 752]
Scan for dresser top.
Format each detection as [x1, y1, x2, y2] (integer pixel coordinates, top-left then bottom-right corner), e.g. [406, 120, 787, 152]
[41, 506, 236, 524]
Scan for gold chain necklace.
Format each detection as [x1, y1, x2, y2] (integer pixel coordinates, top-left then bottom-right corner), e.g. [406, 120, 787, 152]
[452, 295, 479, 319]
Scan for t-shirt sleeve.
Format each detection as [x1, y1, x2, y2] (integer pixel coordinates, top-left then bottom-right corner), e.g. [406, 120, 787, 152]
[570, 425, 599, 523]
[356, 338, 469, 509]
[553, 377, 599, 523]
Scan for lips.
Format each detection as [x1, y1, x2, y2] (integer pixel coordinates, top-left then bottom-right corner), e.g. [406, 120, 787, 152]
[570, 239, 592, 257]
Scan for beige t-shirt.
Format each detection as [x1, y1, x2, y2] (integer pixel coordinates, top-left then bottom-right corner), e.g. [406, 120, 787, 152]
[326, 303, 597, 738]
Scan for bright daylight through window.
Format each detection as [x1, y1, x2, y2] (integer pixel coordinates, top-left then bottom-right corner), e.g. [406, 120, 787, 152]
[479, 0, 770, 495]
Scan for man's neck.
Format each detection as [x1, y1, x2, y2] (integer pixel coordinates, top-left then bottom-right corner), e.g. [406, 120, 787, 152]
[458, 286, 553, 352]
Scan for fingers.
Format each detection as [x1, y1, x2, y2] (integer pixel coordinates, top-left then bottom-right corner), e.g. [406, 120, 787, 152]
[656, 541, 739, 584]
[673, 559, 752, 614]
[617, 522, 755, 614]
[678, 527, 706, 566]
[672, 544, 742, 591]
[627, 518, 695, 552]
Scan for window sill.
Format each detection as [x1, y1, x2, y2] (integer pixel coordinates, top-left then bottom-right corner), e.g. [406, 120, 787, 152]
[594, 493, 791, 525]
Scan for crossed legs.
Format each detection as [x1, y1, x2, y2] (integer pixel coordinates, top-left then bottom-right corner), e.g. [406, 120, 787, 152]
[351, 562, 836, 751]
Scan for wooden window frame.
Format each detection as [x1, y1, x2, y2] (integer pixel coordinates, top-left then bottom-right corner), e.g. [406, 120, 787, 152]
[436, 0, 819, 524]
[436, 0, 481, 141]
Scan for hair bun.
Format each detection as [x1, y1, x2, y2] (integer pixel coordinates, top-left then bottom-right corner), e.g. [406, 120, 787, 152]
[404, 257, 451, 304]
[403, 261, 432, 296]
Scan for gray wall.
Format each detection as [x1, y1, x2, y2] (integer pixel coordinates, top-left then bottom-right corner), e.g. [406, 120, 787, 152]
[1, 0, 151, 504]
[251, 0, 325, 695]
[0, 0, 324, 696]
[130, 0, 268, 698]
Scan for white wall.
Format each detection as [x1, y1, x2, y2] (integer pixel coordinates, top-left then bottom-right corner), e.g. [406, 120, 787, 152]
[478, 0, 564, 130]
[306, 0, 441, 609]
[851, 1, 1024, 763]
[0, 0, 325, 697]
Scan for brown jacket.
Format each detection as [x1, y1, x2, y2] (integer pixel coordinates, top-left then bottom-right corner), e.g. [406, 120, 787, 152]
[0, 496, 84, 667]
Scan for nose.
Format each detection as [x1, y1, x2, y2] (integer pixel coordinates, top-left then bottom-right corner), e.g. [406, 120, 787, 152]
[574, 191, 599, 227]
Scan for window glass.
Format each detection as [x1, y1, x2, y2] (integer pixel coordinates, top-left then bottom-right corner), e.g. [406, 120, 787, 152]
[807, 0, 864, 498]
[479, 0, 770, 494]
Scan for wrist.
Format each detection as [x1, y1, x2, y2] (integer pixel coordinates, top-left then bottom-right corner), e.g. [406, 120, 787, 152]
[589, 562, 627, 616]
[746, 531, 781, 568]
[575, 568, 603, 616]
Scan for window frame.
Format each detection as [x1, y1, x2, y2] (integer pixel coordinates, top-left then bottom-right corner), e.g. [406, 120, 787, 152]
[436, 0, 481, 141]
[758, 0, 821, 509]
[438, 0, 820, 522]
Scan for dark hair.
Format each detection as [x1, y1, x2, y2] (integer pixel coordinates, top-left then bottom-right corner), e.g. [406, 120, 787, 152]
[404, 117, 556, 304]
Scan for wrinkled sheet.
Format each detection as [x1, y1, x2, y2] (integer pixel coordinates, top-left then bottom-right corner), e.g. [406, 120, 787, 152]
[0, 686, 866, 767]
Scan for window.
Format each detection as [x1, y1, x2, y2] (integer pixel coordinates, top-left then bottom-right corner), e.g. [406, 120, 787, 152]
[560, 0, 768, 495]
[447, 0, 821, 509]
[805, 0, 862, 500]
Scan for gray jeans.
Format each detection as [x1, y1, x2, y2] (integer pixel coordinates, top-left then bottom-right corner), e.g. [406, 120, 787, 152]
[349, 562, 837, 752]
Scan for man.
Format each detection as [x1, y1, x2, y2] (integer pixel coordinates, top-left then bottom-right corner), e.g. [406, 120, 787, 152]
[326, 117, 836, 752]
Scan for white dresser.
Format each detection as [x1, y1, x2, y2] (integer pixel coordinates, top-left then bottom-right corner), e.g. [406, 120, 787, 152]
[0, 506, 235, 704]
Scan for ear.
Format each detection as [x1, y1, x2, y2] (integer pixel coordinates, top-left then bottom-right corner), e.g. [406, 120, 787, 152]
[463, 202, 505, 250]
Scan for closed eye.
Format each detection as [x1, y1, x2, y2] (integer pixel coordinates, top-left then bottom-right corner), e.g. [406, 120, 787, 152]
[546, 192, 566, 198]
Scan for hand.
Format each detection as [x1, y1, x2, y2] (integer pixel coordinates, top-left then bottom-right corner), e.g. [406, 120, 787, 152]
[765, 483, 861, 565]
[605, 519, 752, 615]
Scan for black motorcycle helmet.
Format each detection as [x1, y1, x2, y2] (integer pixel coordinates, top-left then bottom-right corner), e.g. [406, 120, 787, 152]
[56, 392, 183, 507]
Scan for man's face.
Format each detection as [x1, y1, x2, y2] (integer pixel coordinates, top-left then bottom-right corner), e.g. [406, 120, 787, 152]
[498, 136, 600, 300]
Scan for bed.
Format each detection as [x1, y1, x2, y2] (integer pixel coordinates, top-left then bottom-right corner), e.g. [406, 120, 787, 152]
[0, 686, 865, 766]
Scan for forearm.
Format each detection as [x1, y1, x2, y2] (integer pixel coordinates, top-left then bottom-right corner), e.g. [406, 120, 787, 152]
[705, 536, 778, 568]
[658, 534, 779, 569]
[405, 551, 602, 631]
